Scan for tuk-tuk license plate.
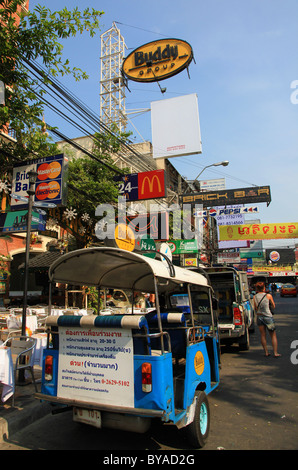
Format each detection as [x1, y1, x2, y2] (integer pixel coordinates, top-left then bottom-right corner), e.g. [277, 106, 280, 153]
[73, 407, 101, 428]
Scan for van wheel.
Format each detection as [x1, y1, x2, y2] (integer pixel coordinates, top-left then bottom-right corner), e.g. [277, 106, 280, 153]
[185, 391, 210, 448]
[239, 325, 250, 351]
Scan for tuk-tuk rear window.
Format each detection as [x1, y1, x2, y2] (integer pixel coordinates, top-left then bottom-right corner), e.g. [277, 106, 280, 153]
[168, 288, 212, 324]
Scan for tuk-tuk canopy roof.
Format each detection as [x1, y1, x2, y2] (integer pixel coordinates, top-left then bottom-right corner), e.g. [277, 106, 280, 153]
[48, 247, 209, 294]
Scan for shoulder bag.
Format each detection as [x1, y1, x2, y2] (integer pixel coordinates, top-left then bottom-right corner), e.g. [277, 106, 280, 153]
[255, 293, 274, 315]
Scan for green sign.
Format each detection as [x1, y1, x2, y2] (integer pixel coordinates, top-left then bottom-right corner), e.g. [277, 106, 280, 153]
[240, 251, 264, 259]
[136, 237, 156, 258]
[168, 239, 198, 254]
[0, 210, 46, 233]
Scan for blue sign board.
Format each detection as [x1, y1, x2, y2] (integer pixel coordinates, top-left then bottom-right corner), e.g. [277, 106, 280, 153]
[11, 154, 68, 210]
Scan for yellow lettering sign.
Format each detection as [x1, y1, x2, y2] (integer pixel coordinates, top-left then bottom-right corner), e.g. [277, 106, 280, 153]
[140, 175, 162, 195]
[194, 351, 205, 375]
[219, 222, 298, 240]
[114, 224, 135, 251]
[122, 39, 193, 83]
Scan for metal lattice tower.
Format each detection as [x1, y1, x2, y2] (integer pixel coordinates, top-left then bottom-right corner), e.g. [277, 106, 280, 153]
[100, 22, 127, 132]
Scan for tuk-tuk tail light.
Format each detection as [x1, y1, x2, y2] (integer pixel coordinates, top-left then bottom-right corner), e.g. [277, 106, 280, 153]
[233, 307, 242, 325]
[45, 355, 53, 381]
[142, 362, 152, 392]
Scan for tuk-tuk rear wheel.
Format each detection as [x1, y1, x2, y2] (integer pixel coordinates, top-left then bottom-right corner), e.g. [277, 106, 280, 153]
[185, 391, 210, 448]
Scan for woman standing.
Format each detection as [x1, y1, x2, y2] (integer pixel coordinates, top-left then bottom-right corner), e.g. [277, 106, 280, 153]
[253, 281, 281, 357]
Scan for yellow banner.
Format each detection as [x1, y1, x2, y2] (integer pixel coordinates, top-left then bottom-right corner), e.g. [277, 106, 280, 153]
[252, 266, 292, 272]
[219, 222, 298, 240]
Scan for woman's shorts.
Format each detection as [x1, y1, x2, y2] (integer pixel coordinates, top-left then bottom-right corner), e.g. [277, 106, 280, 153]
[257, 315, 276, 331]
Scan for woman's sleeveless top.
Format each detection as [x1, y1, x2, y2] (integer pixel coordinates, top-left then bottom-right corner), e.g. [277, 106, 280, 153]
[254, 292, 272, 317]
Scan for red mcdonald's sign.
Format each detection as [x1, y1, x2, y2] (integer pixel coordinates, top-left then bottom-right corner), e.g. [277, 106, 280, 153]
[138, 170, 166, 200]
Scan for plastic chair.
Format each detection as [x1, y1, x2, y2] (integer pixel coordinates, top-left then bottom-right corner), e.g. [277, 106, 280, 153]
[35, 315, 48, 332]
[10, 336, 38, 406]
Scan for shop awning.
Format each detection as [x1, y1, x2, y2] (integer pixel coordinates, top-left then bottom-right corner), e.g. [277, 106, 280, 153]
[18, 251, 62, 272]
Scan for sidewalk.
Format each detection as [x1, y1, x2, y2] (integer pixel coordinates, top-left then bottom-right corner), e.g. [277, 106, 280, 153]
[0, 367, 52, 442]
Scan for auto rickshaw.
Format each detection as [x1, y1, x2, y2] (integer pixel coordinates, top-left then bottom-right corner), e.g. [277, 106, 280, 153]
[36, 247, 220, 448]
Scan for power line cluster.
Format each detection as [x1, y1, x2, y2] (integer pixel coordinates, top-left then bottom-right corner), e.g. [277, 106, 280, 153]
[18, 53, 260, 189]
[20, 56, 156, 175]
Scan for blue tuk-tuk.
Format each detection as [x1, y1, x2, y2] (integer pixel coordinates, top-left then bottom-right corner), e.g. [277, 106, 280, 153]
[35, 247, 220, 448]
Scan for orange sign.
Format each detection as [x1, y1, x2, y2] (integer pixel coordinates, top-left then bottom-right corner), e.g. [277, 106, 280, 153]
[35, 181, 61, 201]
[37, 161, 61, 180]
[219, 222, 298, 240]
[122, 38, 193, 83]
[11, 154, 68, 210]
[194, 351, 205, 375]
[114, 224, 135, 252]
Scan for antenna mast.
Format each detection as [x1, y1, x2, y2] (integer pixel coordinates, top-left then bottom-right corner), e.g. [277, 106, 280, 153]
[100, 22, 127, 132]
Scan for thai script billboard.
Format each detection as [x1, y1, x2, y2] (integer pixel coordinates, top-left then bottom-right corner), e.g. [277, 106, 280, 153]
[219, 222, 298, 240]
[57, 326, 134, 407]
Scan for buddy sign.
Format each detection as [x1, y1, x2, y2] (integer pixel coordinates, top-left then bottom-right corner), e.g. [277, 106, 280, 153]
[122, 38, 193, 83]
[11, 154, 68, 210]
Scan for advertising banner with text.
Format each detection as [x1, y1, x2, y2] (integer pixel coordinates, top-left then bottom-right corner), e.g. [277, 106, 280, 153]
[11, 154, 68, 210]
[115, 169, 166, 201]
[180, 185, 271, 208]
[219, 222, 298, 240]
[57, 326, 134, 407]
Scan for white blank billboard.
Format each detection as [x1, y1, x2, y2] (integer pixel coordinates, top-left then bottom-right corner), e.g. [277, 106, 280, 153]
[151, 93, 202, 159]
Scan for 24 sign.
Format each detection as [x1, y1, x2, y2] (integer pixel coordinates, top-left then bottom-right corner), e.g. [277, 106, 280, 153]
[115, 170, 166, 201]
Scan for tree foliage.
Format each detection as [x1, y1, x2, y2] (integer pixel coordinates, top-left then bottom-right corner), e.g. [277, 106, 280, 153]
[0, 0, 104, 175]
[66, 127, 130, 217]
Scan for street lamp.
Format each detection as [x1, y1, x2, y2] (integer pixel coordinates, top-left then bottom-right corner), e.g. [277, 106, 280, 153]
[21, 170, 38, 337]
[193, 160, 229, 184]
[183, 161, 229, 194]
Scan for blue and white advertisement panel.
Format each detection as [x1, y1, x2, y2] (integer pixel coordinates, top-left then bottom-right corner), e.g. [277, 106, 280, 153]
[11, 154, 68, 210]
[217, 205, 249, 249]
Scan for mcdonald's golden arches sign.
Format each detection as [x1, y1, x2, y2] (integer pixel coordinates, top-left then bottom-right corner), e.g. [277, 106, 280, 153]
[115, 169, 166, 201]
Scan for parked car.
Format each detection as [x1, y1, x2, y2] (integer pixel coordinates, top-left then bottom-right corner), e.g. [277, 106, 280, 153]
[280, 283, 297, 297]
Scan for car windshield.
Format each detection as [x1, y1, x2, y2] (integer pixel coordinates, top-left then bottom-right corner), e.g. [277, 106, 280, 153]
[283, 284, 294, 288]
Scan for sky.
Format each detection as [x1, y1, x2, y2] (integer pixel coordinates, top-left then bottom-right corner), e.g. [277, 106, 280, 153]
[28, 0, 298, 249]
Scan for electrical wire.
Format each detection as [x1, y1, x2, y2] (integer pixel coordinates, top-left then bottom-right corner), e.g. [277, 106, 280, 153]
[177, 158, 258, 188]
[20, 56, 156, 173]
[114, 21, 169, 39]
[19, 56, 264, 190]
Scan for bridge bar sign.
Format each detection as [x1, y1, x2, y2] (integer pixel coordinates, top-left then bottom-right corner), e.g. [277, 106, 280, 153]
[180, 186, 271, 208]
